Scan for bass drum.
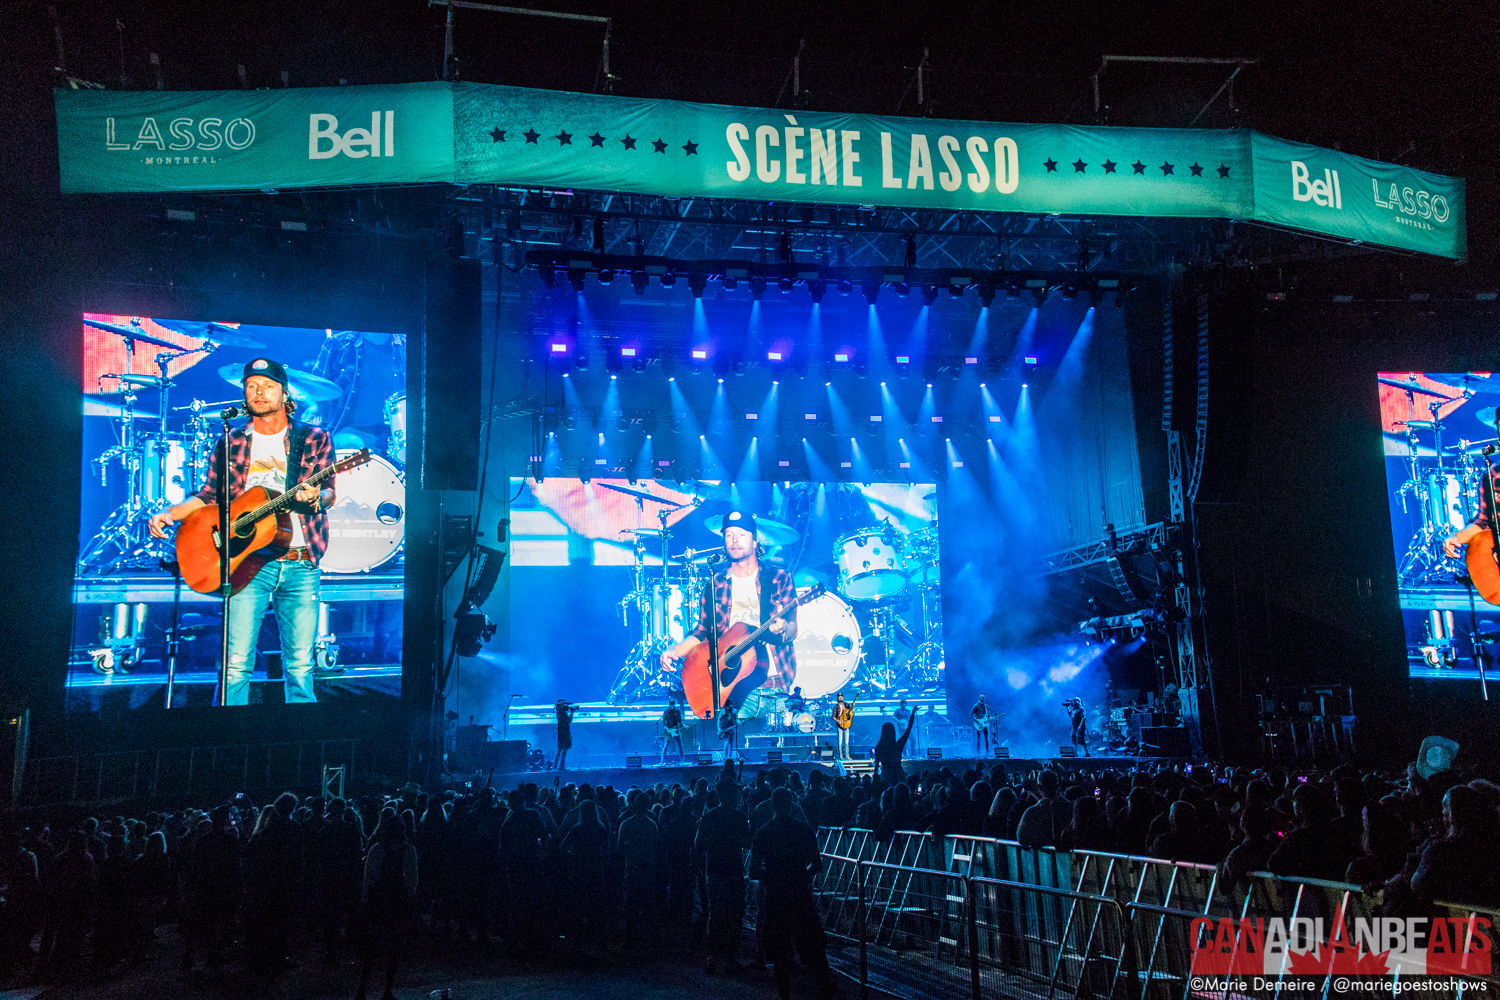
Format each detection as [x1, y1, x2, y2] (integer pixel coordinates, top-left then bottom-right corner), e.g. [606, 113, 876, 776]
[321, 449, 406, 574]
[836, 528, 907, 600]
[792, 588, 862, 698]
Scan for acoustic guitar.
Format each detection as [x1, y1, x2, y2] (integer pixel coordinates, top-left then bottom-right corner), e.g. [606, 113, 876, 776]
[683, 583, 825, 720]
[175, 449, 370, 595]
[834, 694, 860, 730]
[1465, 531, 1500, 605]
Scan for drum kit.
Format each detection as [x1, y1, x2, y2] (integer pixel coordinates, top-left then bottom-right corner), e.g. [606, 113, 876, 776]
[1384, 374, 1500, 587]
[77, 318, 407, 577]
[601, 482, 945, 719]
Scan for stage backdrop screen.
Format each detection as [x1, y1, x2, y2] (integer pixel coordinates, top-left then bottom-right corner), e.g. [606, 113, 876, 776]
[1379, 371, 1500, 680]
[498, 477, 942, 718]
[70, 314, 407, 709]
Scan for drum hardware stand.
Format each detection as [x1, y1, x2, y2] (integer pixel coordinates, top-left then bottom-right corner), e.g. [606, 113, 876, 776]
[312, 602, 343, 676]
[160, 557, 186, 707]
[605, 490, 698, 704]
[214, 405, 237, 707]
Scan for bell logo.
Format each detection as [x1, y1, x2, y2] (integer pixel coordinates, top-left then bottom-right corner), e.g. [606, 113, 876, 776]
[1291, 161, 1342, 209]
[309, 111, 395, 159]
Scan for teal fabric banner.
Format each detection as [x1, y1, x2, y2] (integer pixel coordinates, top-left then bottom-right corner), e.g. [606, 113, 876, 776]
[54, 82, 455, 193]
[54, 82, 1465, 259]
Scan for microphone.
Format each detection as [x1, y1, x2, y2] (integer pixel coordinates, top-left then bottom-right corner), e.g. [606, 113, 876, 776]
[220, 405, 241, 420]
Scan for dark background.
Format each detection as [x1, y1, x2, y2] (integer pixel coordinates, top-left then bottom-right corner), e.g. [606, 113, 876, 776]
[3, 2, 1498, 765]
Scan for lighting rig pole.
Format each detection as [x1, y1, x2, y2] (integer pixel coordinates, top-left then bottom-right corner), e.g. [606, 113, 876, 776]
[427, 0, 615, 91]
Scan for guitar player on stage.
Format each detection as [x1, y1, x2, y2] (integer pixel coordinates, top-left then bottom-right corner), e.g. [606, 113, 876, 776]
[660, 696, 686, 763]
[833, 693, 857, 760]
[971, 694, 993, 754]
[660, 509, 799, 701]
[148, 358, 336, 705]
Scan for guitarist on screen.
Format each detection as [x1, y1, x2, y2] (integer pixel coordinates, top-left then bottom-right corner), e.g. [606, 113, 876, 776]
[148, 358, 336, 705]
[660, 509, 800, 705]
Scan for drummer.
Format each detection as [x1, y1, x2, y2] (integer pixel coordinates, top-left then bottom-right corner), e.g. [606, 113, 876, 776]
[313, 329, 406, 454]
[785, 685, 807, 713]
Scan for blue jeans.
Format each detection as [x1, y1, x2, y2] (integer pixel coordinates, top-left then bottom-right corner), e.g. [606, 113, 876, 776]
[223, 559, 320, 705]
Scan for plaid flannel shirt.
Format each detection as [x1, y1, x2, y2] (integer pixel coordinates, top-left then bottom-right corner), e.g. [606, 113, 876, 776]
[692, 563, 800, 690]
[192, 420, 337, 564]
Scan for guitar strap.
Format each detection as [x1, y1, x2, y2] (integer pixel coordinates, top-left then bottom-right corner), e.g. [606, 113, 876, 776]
[284, 419, 309, 490]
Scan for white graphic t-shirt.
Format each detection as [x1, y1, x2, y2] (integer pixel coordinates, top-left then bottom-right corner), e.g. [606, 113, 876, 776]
[729, 573, 760, 628]
[246, 429, 306, 548]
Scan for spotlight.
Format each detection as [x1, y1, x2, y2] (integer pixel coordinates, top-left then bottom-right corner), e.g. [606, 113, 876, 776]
[1061, 282, 1078, 300]
[808, 279, 827, 303]
[861, 279, 880, 306]
[778, 277, 794, 294]
[921, 283, 939, 306]
[597, 268, 614, 285]
[1032, 285, 1048, 306]
[568, 269, 586, 292]
[977, 283, 996, 306]
[1005, 280, 1021, 299]
[721, 274, 738, 291]
[606, 348, 623, 373]
[575, 351, 590, 372]
[838, 279, 852, 295]
[538, 265, 557, 289]
[616, 414, 630, 431]
[895, 282, 910, 297]
[749, 276, 767, 301]
[631, 270, 649, 295]
[688, 273, 707, 298]
[660, 272, 677, 288]
[948, 282, 965, 298]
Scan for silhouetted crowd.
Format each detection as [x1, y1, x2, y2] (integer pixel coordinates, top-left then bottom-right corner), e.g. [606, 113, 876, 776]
[0, 756, 1495, 997]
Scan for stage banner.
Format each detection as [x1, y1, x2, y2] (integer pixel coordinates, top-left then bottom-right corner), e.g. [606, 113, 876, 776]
[54, 82, 1466, 258]
[1250, 133, 1465, 260]
[452, 83, 1254, 222]
[54, 82, 454, 193]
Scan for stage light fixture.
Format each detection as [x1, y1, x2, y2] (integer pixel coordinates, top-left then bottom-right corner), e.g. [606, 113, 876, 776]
[575, 351, 590, 372]
[596, 268, 614, 285]
[778, 277, 794, 294]
[978, 283, 996, 306]
[861, 279, 880, 306]
[895, 282, 911, 297]
[721, 274, 738, 291]
[606, 349, 623, 373]
[538, 265, 557, 289]
[691, 348, 709, 360]
[838, 279, 853, 296]
[768, 351, 784, 361]
[549, 342, 569, 355]
[688, 274, 707, 298]
[1032, 285, 1048, 306]
[808, 279, 827, 303]
[1061, 282, 1078, 300]
[833, 352, 850, 363]
[749, 276, 767, 301]
[660, 272, 677, 288]
[631, 270, 649, 295]
[1005, 280, 1021, 299]
[616, 414, 630, 431]
[921, 283, 939, 306]
[568, 269, 586, 292]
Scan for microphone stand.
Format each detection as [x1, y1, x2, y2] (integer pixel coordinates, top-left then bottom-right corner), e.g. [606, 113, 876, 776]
[1476, 448, 1498, 701]
[502, 693, 519, 741]
[216, 409, 236, 707]
[161, 557, 185, 709]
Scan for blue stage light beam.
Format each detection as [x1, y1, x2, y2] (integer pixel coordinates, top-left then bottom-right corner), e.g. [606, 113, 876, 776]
[1005, 383, 1040, 483]
[1056, 306, 1096, 387]
[736, 436, 760, 485]
[980, 383, 1012, 446]
[879, 381, 908, 462]
[896, 437, 936, 484]
[1008, 307, 1039, 368]
[917, 382, 939, 451]
[850, 437, 877, 483]
[966, 304, 989, 358]
[542, 431, 564, 479]
[801, 437, 836, 482]
[866, 305, 890, 378]
[908, 303, 930, 366]
[943, 437, 983, 503]
[635, 434, 655, 480]
[826, 381, 856, 440]
[698, 434, 729, 483]
[755, 381, 780, 467]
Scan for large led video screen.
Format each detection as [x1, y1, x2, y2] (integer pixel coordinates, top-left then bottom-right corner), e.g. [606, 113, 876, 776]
[1379, 371, 1500, 680]
[69, 314, 406, 709]
[499, 477, 942, 725]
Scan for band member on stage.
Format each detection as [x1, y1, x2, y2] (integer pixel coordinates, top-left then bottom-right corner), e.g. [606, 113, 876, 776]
[660, 509, 799, 699]
[1065, 698, 1090, 757]
[555, 699, 577, 770]
[148, 358, 335, 705]
[893, 698, 916, 758]
[786, 686, 807, 714]
[660, 696, 685, 763]
[718, 699, 739, 759]
[971, 694, 992, 753]
[833, 693, 857, 760]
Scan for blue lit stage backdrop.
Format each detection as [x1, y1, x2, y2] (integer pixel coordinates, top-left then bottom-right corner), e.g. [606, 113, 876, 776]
[70, 314, 406, 710]
[1379, 371, 1500, 680]
[477, 267, 1146, 757]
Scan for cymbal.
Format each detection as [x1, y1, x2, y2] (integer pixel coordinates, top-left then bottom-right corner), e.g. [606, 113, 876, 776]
[83, 398, 157, 419]
[1382, 432, 1435, 458]
[1473, 407, 1499, 429]
[83, 318, 186, 352]
[686, 481, 734, 501]
[1426, 372, 1500, 391]
[1400, 420, 1441, 432]
[154, 319, 265, 350]
[1378, 376, 1450, 398]
[702, 514, 800, 547]
[923, 490, 937, 501]
[597, 482, 687, 505]
[218, 362, 342, 402]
